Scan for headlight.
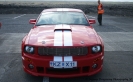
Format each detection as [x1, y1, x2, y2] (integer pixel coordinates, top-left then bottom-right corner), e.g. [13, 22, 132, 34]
[92, 45, 101, 53]
[25, 46, 34, 54]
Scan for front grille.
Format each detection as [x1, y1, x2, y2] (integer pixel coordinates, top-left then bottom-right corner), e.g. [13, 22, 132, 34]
[38, 47, 88, 56]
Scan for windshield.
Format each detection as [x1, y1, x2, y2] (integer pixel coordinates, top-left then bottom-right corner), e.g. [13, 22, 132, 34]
[36, 12, 89, 26]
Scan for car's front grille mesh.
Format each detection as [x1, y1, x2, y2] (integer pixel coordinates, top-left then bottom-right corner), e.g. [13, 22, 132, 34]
[38, 47, 88, 56]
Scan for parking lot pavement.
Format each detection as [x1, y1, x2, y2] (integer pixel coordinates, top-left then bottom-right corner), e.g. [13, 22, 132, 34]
[0, 14, 133, 82]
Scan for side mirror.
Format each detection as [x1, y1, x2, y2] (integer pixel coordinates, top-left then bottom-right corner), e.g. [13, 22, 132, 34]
[88, 19, 96, 24]
[29, 19, 36, 24]
[0, 23, 1, 29]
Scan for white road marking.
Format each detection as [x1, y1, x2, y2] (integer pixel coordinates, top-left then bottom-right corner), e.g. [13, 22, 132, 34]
[13, 14, 26, 19]
[43, 77, 49, 82]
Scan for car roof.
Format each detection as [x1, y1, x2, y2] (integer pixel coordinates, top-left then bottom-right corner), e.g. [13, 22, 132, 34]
[42, 8, 83, 13]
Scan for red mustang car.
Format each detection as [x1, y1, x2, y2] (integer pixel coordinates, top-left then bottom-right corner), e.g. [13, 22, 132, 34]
[21, 8, 104, 78]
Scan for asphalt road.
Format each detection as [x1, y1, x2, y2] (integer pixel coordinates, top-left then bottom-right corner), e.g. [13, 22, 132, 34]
[0, 14, 133, 82]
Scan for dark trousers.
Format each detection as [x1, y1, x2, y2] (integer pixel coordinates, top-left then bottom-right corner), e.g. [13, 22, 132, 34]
[98, 14, 102, 25]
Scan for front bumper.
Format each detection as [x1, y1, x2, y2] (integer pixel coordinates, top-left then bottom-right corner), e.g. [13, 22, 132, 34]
[22, 53, 104, 78]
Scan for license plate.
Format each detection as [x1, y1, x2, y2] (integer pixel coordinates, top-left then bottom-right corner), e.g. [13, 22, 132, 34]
[50, 61, 77, 68]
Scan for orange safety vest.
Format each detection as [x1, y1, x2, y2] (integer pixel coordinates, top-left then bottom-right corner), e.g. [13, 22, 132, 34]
[98, 3, 104, 14]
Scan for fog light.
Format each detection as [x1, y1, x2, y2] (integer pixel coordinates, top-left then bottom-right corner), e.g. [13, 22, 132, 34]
[28, 64, 34, 69]
[92, 64, 97, 69]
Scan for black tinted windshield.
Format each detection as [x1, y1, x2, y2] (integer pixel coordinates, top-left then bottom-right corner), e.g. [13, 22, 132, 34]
[36, 12, 89, 26]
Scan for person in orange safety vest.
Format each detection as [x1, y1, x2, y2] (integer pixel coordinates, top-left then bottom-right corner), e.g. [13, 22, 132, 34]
[97, 0, 104, 26]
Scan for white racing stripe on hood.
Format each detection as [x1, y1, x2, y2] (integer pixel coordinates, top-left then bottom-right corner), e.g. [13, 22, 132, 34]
[64, 30, 73, 46]
[53, 25, 73, 67]
[63, 25, 73, 63]
[53, 25, 63, 68]
[54, 56, 62, 61]
[64, 56, 72, 61]
[54, 30, 63, 46]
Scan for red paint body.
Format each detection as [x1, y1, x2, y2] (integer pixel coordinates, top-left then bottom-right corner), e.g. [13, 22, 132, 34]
[21, 8, 104, 78]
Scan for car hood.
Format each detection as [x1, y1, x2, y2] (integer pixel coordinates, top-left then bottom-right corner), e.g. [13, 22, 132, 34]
[27, 25, 98, 46]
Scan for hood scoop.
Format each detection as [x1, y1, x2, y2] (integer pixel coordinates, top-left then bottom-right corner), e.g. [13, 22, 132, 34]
[54, 24, 72, 32]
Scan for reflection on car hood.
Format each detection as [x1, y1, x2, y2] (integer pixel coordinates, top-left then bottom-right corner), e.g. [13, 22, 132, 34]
[28, 24, 98, 46]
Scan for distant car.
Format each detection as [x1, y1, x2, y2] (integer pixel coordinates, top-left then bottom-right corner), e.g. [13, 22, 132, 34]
[21, 8, 104, 78]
